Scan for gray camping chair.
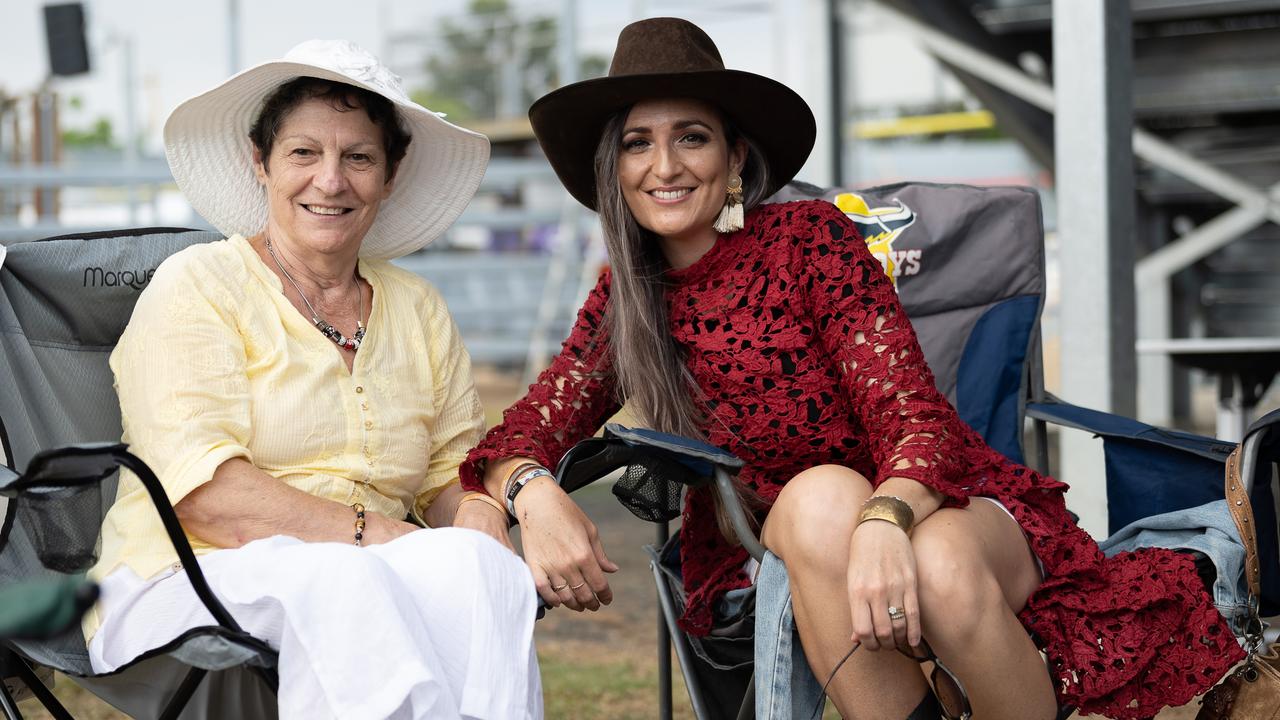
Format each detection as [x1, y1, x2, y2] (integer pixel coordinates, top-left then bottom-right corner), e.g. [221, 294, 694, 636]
[0, 228, 278, 720]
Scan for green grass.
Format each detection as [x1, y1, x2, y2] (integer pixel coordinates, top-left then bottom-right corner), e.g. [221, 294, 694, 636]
[539, 648, 692, 719]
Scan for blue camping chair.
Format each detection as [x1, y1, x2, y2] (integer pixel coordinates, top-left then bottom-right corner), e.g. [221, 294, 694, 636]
[546, 181, 1276, 719]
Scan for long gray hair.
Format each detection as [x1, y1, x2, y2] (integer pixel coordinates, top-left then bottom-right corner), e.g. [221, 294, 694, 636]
[593, 105, 771, 536]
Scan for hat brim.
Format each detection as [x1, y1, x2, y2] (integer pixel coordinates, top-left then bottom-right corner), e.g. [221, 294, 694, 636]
[164, 61, 490, 259]
[529, 69, 816, 210]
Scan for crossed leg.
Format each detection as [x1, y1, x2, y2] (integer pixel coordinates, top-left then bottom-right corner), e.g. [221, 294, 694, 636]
[760, 465, 1057, 720]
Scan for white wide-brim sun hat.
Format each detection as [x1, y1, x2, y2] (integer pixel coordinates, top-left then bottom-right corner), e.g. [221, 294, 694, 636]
[163, 39, 490, 260]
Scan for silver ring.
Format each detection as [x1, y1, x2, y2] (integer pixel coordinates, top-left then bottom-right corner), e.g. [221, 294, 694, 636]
[570, 581, 587, 591]
[888, 605, 906, 621]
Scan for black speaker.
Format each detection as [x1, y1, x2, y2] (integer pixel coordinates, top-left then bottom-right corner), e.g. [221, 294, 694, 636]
[43, 3, 90, 77]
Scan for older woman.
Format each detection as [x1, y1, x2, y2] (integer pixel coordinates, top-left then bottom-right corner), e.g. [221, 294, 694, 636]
[460, 18, 1241, 720]
[85, 41, 539, 719]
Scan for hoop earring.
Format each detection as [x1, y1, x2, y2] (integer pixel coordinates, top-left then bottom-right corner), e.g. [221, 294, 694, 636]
[713, 175, 744, 233]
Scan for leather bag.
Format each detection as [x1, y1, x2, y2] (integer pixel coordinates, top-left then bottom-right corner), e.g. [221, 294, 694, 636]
[1196, 448, 1280, 720]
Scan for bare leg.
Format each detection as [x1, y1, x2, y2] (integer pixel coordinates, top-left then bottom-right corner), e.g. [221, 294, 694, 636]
[761, 466, 928, 719]
[912, 500, 1056, 720]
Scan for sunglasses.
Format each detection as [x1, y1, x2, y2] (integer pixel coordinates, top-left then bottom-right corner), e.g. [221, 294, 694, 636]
[899, 637, 972, 720]
[813, 637, 973, 720]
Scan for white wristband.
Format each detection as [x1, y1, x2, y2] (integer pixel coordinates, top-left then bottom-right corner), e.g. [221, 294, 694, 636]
[505, 466, 553, 519]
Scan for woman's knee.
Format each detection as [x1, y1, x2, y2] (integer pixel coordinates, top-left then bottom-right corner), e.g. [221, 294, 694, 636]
[911, 515, 1002, 631]
[404, 528, 533, 607]
[764, 465, 872, 570]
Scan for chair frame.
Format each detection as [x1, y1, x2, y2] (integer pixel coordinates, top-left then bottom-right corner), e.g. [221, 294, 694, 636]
[0, 440, 279, 720]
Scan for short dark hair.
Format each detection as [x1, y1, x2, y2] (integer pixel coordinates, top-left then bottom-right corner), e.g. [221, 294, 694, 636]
[248, 77, 412, 183]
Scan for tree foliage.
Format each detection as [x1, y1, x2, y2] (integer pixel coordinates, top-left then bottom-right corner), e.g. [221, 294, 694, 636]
[61, 116, 117, 149]
[420, 0, 606, 122]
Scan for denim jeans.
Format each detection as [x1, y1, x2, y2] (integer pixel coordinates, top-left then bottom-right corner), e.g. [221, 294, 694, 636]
[1097, 499, 1252, 635]
[751, 551, 825, 719]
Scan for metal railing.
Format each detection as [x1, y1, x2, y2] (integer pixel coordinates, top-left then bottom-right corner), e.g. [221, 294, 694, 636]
[0, 157, 602, 371]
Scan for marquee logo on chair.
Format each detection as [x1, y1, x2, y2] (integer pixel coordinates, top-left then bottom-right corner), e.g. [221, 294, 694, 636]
[82, 266, 156, 290]
[831, 192, 922, 286]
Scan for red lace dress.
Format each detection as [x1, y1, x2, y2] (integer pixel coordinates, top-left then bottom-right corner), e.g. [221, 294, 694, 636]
[461, 200, 1241, 718]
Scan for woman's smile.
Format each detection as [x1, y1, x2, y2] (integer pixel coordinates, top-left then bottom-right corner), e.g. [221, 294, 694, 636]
[647, 186, 694, 203]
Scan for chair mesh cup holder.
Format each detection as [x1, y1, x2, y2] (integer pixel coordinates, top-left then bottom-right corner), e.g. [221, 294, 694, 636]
[612, 451, 702, 523]
[16, 482, 105, 573]
[2, 444, 127, 575]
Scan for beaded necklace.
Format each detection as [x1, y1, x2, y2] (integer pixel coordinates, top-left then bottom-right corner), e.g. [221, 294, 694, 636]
[265, 236, 365, 351]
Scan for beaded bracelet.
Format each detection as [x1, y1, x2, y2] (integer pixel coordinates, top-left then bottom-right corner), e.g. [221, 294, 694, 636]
[352, 503, 366, 546]
[858, 495, 915, 535]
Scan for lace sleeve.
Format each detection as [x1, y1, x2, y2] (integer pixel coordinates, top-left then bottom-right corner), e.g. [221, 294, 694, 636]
[459, 270, 621, 492]
[798, 202, 969, 503]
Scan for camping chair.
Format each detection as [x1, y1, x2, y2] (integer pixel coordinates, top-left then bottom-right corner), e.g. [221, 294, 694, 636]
[547, 181, 1277, 719]
[0, 228, 279, 719]
[544, 180, 1052, 719]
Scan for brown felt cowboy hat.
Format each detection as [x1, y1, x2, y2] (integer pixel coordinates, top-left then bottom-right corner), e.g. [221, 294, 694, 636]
[529, 17, 816, 211]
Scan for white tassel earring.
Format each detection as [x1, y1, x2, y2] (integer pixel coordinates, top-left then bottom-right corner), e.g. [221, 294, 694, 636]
[713, 175, 744, 233]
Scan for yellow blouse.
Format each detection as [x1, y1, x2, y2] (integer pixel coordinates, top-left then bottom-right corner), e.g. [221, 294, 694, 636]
[85, 235, 483, 637]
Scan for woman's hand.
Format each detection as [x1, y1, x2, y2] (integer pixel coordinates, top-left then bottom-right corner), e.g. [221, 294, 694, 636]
[846, 519, 921, 651]
[514, 477, 618, 612]
[453, 498, 516, 552]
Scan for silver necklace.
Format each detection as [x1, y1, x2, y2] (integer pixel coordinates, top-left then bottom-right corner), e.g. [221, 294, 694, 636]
[265, 236, 365, 351]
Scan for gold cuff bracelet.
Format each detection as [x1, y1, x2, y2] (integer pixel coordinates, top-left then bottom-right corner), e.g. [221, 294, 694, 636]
[858, 495, 915, 534]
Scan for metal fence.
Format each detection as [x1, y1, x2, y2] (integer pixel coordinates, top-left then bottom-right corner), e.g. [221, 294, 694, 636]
[0, 157, 603, 373]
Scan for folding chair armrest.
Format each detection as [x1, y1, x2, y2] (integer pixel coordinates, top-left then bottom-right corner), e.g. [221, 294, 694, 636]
[12, 444, 249, 638]
[713, 467, 766, 562]
[1240, 409, 1280, 495]
[1026, 397, 1228, 455]
[111, 450, 248, 635]
[602, 424, 745, 474]
[7, 442, 129, 492]
[554, 425, 746, 494]
[554, 425, 762, 555]
[1025, 397, 1146, 435]
[554, 437, 633, 494]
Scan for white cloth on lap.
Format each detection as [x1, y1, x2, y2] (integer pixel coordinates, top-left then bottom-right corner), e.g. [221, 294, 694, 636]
[89, 528, 542, 720]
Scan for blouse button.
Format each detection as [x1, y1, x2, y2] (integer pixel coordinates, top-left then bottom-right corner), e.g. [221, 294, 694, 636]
[361, 402, 369, 410]
[171, 562, 183, 572]
[365, 421, 373, 430]
[355, 386, 364, 394]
